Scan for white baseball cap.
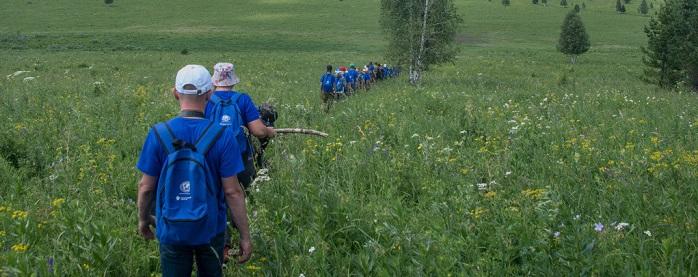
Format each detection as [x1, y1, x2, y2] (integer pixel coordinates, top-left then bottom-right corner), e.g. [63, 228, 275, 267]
[175, 65, 213, 95]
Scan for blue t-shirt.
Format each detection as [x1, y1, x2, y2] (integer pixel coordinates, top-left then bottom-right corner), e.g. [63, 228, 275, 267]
[368, 64, 375, 72]
[362, 72, 370, 81]
[346, 69, 358, 83]
[205, 91, 260, 125]
[320, 73, 336, 93]
[136, 117, 244, 235]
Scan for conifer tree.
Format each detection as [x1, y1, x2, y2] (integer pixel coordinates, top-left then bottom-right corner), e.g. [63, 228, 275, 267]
[574, 4, 581, 12]
[533, 0, 539, 4]
[558, 10, 590, 64]
[542, 0, 548, 6]
[643, 0, 698, 90]
[639, 0, 649, 15]
[502, 0, 511, 6]
[620, 4, 626, 13]
[561, 0, 568, 7]
[616, 0, 622, 12]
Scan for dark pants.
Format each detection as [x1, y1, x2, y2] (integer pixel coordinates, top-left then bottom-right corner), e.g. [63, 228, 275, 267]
[160, 232, 225, 277]
[224, 151, 256, 248]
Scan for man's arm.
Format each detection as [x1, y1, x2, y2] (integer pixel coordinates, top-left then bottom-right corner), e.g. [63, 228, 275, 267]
[247, 119, 276, 139]
[137, 174, 157, 240]
[222, 176, 252, 263]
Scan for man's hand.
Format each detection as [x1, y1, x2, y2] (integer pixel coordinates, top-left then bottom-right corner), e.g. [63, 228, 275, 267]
[266, 127, 276, 138]
[238, 237, 253, 264]
[139, 215, 155, 240]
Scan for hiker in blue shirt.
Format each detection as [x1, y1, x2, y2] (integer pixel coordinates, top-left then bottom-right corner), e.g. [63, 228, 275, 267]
[361, 68, 371, 90]
[137, 65, 252, 277]
[335, 71, 346, 97]
[320, 64, 336, 112]
[368, 62, 376, 82]
[206, 62, 276, 262]
[346, 64, 359, 94]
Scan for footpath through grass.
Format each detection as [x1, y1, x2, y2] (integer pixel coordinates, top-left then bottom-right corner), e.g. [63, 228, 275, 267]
[0, 0, 697, 275]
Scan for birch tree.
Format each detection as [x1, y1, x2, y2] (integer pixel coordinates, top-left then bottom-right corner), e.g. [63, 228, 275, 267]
[380, 0, 462, 85]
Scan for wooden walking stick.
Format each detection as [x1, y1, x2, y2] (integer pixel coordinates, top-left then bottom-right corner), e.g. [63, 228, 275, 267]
[275, 128, 328, 137]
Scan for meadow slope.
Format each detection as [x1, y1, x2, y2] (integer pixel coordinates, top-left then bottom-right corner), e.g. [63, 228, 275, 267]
[0, 0, 697, 275]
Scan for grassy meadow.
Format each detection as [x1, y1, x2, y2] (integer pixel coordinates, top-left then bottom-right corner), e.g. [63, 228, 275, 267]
[1, 0, 697, 275]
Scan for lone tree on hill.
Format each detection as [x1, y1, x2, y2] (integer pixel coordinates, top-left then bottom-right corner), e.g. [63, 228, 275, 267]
[620, 4, 627, 13]
[616, 0, 622, 12]
[380, 0, 462, 85]
[561, 0, 568, 7]
[502, 0, 511, 7]
[533, 0, 539, 4]
[574, 4, 581, 12]
[558, 10, 590, 64]
[542, 0, 548, 6]
[642, 0, 698, 90]
[639, 0, 649, 15]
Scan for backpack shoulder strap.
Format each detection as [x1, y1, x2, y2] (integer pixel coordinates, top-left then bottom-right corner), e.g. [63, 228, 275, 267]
[210, 94, 223, 105]
[230, 92, 242, 104]
[195, 121, 225, 155]
[152, 122, 177, 154]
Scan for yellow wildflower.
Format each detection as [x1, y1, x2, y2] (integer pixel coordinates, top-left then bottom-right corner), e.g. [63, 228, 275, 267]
[82, 263, 91, 270]
[0, 230, 6, 237]
[650, 151, 662, 161]
[51, 198, 66, 208]
[246, 264, 262, 271]
[470, 207, 487, 219]
[11, 243, 29, 253]
[0, 206, 6, 213]
[522, 188, 547, 200]
[12, 210, 28, 220]
[484, 191, 497, 198]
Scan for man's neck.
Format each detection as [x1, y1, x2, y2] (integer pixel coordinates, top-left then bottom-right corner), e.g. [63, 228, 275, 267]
[179, 102, 205, 113]
[215, 86, 234, 91]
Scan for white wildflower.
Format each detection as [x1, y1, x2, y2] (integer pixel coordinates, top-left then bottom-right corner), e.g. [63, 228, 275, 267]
[644, 230, 652, 237]
[476, 183, 488, 191]
[615, 222, 630, 231]
[505, 171, 512, 176]
[308, 246, 315, 254]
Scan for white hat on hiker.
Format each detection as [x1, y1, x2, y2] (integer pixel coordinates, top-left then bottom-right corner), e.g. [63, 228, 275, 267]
[175, 65, 213, 95]
[212, 62, 240, 87]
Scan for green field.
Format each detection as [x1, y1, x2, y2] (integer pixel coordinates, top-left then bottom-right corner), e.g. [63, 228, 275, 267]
[1, 0, 697, 275]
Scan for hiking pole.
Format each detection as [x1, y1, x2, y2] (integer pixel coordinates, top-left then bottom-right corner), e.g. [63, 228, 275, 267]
[275, 128, 329, 137]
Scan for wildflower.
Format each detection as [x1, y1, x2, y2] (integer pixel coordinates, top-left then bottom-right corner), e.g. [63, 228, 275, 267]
[300, 274, 306, 277]
[51, 198, 66, 208]
[246, 264, 261, 271]
[615, 222, 630, 231]
[308, 246, 316, 254]
[594, 223, 604, 232]
[522, 188, 546, 200]
[505, 171, 512, 176]
[484, 191, 497, 198]
[553, 231, 561, 238]
[11, 243, 29, 253]
[644, 230, 652, 237]
[470, 207, 487, 219]
[12, 210, 28, 220]
[0, 206, 7, 213]
[0, 230, 6, 237]
[411, 133, 419, 138]
[476, 183, 488, 191]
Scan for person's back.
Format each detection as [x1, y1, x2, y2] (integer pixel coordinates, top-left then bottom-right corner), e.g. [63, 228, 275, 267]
[136, 65, 252, 277]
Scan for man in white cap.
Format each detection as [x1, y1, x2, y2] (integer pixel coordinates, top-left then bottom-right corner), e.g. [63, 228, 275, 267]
[205, 62, 275, 262]
[136, 64, 252, 276]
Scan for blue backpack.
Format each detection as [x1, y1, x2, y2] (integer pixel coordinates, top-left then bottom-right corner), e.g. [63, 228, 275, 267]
[321, 73, 334, 92]
[152, 121, 224, 245]
[207, 93, 251, 155]
[336, 78, 345, 92]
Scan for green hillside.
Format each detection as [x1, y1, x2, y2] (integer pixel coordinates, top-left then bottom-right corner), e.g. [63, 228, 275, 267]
[0, 0, 696, 275]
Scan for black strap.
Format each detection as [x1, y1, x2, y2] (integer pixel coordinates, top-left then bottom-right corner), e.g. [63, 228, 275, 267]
[179, 110, 205, 118]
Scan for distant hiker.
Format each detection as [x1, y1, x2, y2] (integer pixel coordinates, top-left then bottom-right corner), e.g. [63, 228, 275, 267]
[376, 63, 384, 80]
[361, 68, 371, 90]
[368, 62, 376, 81]
[136, 65, 252, 276]
[335, 71, 347, 97]
[320, 64, 336, 112]
[205, 62, 276, 262]
[345, 64, 359, 94]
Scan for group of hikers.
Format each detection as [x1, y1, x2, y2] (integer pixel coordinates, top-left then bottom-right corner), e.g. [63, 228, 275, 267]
[320, 61, 399, 111]
[136, 61, 400, 276]
[136, 63, 276, 276]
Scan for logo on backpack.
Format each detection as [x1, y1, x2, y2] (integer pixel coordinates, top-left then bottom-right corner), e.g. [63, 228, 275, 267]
[220, 115, 232, 125]
[152, 121, 225, 245]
